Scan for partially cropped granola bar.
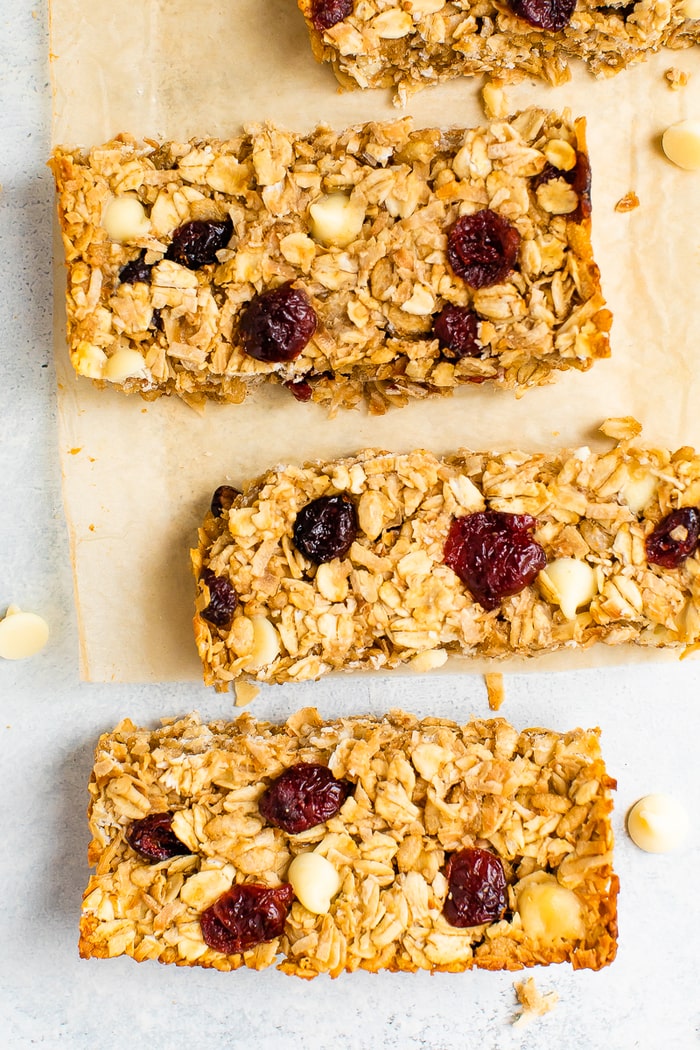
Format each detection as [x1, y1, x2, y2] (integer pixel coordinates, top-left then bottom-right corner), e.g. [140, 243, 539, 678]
[298, 0, 700, 101]
[192, 419, 700, 687]
[80, 708, 618, 975]
[50, 110, 610, 413]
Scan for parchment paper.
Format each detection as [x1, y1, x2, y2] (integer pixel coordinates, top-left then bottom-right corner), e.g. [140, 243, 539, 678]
[50, 0, 700, 682]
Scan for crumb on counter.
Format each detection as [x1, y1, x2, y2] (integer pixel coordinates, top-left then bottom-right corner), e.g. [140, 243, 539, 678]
[513, 976, 559, 1027]
[615, 192, 640, 213]
[234, 680, 260, 707]
[485, 672, 505, 711]
[665, 67, 690, 90]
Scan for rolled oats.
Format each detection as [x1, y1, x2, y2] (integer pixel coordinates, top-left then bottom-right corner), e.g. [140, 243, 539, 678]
[49, 110, 610, 413]
[80, 708, 618, 975]
[297, 1, 700, 101]
[193, 421, 700, 688]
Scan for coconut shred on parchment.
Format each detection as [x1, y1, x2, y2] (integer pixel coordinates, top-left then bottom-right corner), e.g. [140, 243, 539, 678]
[50, 0, 700, 682]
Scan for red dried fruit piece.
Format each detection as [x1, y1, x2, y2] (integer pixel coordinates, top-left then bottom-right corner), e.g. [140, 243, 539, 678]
[240, 282, 317, 363]
[433, 305, 481, 359]
[293, 493, 358, 564]
[443, 848, 507, 927]
[507, 0, 577, 32]
[210, 484, 240, 517]
[646, 507, 700, 569]
[311, 0, 353, 31]
[125, 812, 191, 862]
[119, 250, 153, 285]
[286, 379, 314, 403]
[200, 883, 295, 954]
[200, 568, 238, 628]
[259, 763, 352, 833]
[447, 210, 521, 289]
[444, 510, 546, 611]
[165, 216, 233, 269]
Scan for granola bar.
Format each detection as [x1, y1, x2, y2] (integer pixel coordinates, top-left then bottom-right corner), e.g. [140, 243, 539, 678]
[298, 0, 700, 102]
[79, 707, 618, 975]
[192, 419, 700, 687]
[49, 109, 610, 413]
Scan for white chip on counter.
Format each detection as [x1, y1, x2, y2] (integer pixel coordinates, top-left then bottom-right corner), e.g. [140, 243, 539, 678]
[0, 605, 50, 659]
[662, 120, 700, 171]
[627, 794, 690, 853]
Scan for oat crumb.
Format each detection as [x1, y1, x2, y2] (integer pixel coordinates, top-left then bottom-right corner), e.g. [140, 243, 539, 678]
[513, 977, 559, 1027]
[615, 191, 640, 213]
[485, 673, 505, 711]
[234, 680, 260, 707]
[665, 67, 690, 90]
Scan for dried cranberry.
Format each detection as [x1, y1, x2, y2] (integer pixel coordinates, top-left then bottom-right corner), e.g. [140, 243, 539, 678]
[311, 0, 353, 31]
[444, 510, 546, 611]
[646, 507, 700, 569]
[293, 493, 358, 564]
[433, 305, 481, 360]
[210, 484, 240, 517]
[239, 282, 317, 364]
[507, 0, 577, 31]
[150, 307, 164, 331]
[165, 216, 233, 269]
[447, 210, 521, 289]
[119, 250, 153, 285]
[533, 151, 591, 222]
[200, 568, 238, 628]
[286, 379, 314, 402]
[200, 883, 295, 954]
[125, 812, 191, 862]
[259, 763, 352, 833]
[443, 848, 507, 927]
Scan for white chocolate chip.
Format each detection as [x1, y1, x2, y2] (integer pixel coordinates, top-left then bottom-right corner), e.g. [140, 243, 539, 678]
[627, 794, 690, 853]
[540, 558, 598, 619]
[516, 873, 584, 945]
[244, 616, 281, 670]
[620, 469, 658, 514]
[288, 853, 342, 914]
[405, 0, 446, 14]
[0, 606, 49, 660]
[73, 341, 107, 379]
[309, 193, 365, 248]
[102, 195, 150, 242]
[103, 348, 149, 384]
[680, 0, 700, 17]
[662, 120, 700, 171]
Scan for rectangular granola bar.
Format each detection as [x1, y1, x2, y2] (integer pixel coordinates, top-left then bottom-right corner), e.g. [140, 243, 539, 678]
[80, 708, 618, 975]
[298, 0, 700, 101]
[192, 418, 700, 687]
[50, 109, 610, 413]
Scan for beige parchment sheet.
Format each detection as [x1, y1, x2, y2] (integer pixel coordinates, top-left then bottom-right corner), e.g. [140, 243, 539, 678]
[50, 0, 700, 682]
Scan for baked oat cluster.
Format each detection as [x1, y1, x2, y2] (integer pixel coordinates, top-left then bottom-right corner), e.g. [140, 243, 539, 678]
[298, 0, 700, 102]
[50, 109, 610, 413]
[192, 418, 700, 688]
[79, 707, 618, 975]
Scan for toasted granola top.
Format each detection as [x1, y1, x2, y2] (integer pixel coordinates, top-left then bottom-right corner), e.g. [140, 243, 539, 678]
[50, 109, 609, 413]
[298, 0, 700, 102]
[80, 708, 618, 975]
[192, 420, 700, 687]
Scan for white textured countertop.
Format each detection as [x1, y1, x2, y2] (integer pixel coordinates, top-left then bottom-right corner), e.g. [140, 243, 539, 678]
[1, 5, 699, 1048]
